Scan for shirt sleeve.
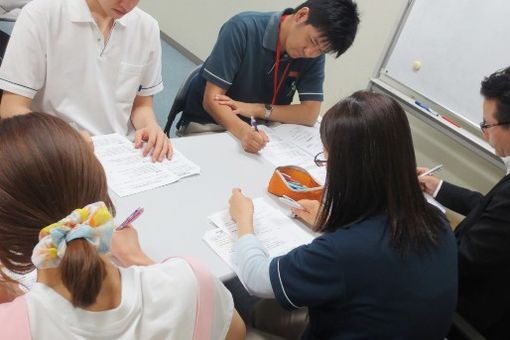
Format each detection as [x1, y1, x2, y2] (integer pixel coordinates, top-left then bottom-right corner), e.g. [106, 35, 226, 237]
[296, 55, 325, 102]
[201, 18, 247, 90]
[269, 235, 344, 310]
[138, 20, 163, 96]
[0, 2, 46, 98]
[233, 234, 275, 298]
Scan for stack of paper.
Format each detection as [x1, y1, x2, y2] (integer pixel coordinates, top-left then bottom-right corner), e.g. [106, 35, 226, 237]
[258, 124, 326, 184]
[92, 134, 200, 197]
[203, 198, 314, 270]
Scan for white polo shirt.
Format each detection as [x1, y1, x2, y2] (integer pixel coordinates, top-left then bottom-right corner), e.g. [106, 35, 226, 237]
[25, 258, 234, 339]
[0, 0, 163, 137]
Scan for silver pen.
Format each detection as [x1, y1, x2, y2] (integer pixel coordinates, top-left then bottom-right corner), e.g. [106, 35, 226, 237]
[419, 164, 443, 178]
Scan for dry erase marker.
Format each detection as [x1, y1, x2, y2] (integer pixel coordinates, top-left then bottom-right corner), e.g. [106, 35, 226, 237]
[116, 207, 144, 230]
[250, 116, 259, 132]
[441, 115, 461, 128]
[415, 100, 439, 118]
[279, 195, 304, 210]
[419, 164, 443, 178]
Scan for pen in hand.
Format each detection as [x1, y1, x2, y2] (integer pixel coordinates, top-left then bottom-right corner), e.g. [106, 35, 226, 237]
[250, 116, 259, 132]
[116, 207, 144, 231]
[419, 164, 443, 178]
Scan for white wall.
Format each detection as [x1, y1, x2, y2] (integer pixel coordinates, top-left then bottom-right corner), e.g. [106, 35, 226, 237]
[139, 0, 504, 194]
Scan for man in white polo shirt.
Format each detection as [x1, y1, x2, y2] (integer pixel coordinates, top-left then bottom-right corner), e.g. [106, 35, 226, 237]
[0, 0, 171, 162]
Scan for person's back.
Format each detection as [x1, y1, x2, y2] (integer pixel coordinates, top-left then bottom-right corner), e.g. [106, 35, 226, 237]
[292, 214, 457, 339]
[24, 258, 233, 339]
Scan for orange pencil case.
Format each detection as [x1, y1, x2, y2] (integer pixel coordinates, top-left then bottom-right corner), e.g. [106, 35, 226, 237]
[267, 166, 323, 201]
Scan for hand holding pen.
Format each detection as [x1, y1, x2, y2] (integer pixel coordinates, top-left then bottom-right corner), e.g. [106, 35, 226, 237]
[116, 207, 144, 231]
[240, 117, 269, 153]
[417, 165, 443, 196]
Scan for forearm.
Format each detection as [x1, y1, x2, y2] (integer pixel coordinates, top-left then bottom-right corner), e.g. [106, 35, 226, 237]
[130, 96, 158, 129]
[204, 96, 250, 140]
[254, 101, 321, 126]
[436, 181, 484, 216]
[233, 234, 274, 298]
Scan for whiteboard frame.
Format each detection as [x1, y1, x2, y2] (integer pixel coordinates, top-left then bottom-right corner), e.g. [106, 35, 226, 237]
[368, 0, 504, 170]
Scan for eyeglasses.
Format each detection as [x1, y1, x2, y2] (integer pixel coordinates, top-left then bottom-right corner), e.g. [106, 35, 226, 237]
[479, 120, 510, 131]
[314, 151, 327, 167]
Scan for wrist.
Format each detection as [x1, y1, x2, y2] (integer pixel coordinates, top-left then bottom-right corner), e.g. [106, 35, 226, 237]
[263, 103, 273, 120]
[237, 220, 254, 236]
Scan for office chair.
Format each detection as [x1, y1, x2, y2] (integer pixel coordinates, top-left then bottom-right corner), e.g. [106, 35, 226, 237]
[163, 63, 202, 137]
[448, 313, 486, 340]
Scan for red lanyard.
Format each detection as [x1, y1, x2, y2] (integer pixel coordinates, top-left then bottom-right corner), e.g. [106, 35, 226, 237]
[272, 15, 291, 106]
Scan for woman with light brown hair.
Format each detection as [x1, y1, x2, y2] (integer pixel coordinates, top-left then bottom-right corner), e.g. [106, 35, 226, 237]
[0, 112, 245, 339]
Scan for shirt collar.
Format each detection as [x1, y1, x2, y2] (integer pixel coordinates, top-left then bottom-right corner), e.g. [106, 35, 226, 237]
[502, 156, 510, 175]
[263, 9, 294, 52]
[68, 0, 129, 27]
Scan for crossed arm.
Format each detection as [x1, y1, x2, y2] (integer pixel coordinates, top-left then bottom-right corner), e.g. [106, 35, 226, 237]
[203, 81, 321, 153]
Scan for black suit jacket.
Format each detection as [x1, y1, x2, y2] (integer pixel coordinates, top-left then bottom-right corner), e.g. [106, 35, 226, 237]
[437, 174, 510, 338]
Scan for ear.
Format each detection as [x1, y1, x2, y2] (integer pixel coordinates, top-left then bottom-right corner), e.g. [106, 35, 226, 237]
[294, 7, 310, 24]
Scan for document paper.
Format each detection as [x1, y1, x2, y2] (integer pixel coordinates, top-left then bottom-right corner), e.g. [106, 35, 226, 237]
[203, 198, 314, 270]
[92, 134, 200, 197]
[258, 124, 326, 184]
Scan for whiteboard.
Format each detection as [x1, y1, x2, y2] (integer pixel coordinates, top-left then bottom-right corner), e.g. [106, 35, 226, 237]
[383, 0, 509, 128]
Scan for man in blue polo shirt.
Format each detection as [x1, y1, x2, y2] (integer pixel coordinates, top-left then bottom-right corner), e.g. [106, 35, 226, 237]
[178, 0, 359, 153]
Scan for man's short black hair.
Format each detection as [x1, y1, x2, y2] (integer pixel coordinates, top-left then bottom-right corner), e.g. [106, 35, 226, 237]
[481, 66, 510, 124]
[294, 0, 360, 58]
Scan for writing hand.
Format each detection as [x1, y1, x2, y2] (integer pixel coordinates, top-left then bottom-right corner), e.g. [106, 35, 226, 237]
[240, 124, 269, 153]
[291, 199, 321, 230]
[416, 167, 441, 196]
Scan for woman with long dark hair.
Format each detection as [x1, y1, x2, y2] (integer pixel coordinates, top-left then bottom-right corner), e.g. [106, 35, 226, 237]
[0, 112, 245, 339]
[229, 91, 458, 339]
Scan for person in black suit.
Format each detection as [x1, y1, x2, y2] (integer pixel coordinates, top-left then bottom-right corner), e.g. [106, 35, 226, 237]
[418, 66, 510, 339]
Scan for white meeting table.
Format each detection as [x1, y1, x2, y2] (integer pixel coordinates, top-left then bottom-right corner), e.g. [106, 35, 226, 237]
[111, 132, 313, 281]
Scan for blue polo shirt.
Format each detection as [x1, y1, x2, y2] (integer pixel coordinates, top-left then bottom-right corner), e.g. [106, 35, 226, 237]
[180, 10, 325, 126]
[269, 214, 458, 339]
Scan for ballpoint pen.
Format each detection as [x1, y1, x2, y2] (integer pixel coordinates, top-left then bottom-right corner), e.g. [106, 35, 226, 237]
[116, 207, 144, 230]
[279, 195, 304, 209]
[250, 116, 259, 132]
[419, 164, 443, 178]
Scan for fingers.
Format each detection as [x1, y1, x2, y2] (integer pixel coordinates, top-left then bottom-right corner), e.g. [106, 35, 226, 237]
[166, 139, 174, 160]
[134, 128, 145, 148]
[291, 208, 310, 220]
[142, 128, 157, 158]
[416, 167, 428, 176]
[150, 135, 164, 162]
[259, 129, 270, 143]
[242, 129, 268, 153]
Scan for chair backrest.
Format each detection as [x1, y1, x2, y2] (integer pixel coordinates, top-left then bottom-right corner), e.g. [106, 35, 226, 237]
[449, 313, 486, 340]
[164, 64, 202, 136]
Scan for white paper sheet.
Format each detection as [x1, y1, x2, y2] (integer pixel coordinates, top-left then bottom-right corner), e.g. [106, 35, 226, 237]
[92, 134, 200, 197]
[204, 198, 314, 270]
[258, 124, 326, 184]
